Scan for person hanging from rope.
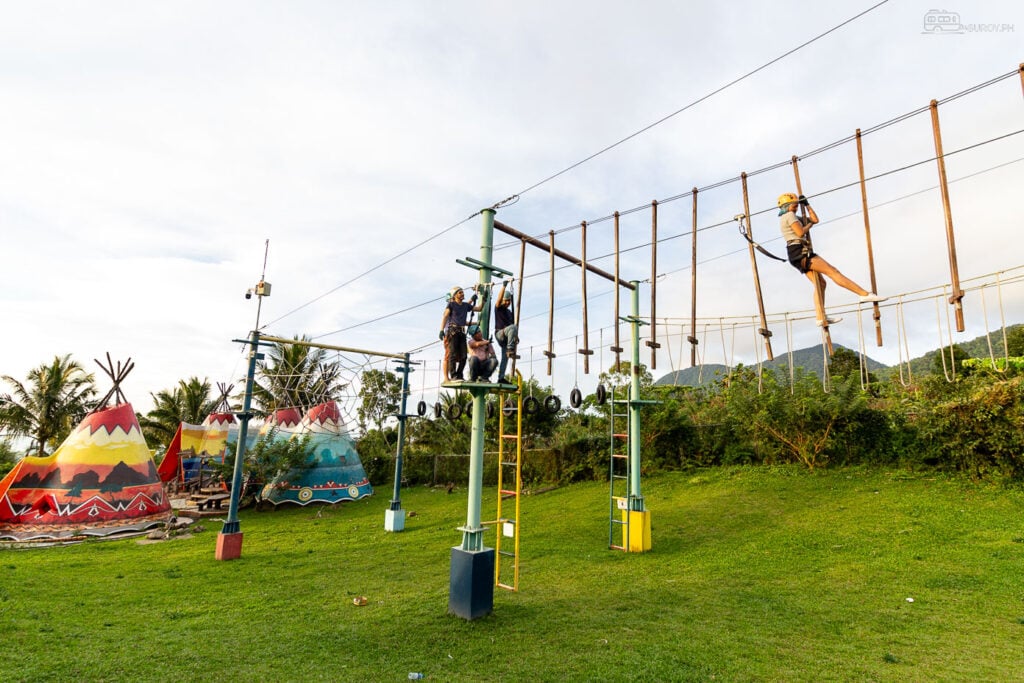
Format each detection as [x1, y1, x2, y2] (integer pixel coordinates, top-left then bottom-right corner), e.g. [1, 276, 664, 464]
[467, 324, 498, 382]
[439, 286, 482, 381]
[493, 279, 518, 384]
[778, 192, 886, 326]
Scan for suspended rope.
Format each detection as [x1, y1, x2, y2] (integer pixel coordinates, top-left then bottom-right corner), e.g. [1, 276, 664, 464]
[895, 296, 913, 387]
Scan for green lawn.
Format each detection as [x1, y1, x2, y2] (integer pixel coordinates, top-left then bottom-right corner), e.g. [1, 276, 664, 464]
[1, 467, 1022, 682]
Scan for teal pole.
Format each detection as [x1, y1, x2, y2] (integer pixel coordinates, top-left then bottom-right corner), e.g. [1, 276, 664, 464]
[461, 208, 495, 551]
[628, 282, 645, 512]
[222, 329, 260, 535]
[390, 354, 411, 509]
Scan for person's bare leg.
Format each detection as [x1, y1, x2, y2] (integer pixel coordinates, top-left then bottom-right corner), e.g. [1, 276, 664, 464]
[805, 271, 827, 322]
[809, 256, 870, 296]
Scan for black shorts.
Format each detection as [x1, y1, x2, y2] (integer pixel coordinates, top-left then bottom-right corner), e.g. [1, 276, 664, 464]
[787, 242, 815, 274]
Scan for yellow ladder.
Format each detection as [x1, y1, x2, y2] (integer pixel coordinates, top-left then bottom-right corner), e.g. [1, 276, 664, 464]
[608, 382, 630, 551]
[495, 371, 523, 591]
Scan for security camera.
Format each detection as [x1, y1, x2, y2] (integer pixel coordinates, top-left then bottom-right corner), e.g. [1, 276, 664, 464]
[245, 289, 253, 300]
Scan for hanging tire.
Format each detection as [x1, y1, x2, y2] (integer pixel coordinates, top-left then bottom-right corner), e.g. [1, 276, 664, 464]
[523, 396, 540, 415]
[433, 402, 442, 418]
[595, 383, 607, 405]
[446, 402, 463, 420]
[502, 399, 516, 417]
[486, 401, 495, 419]
[465, 401, 473, 418]
[545, 395, 561, 414]
[417, 400, 427, 417]
[569, 387, 583, 409]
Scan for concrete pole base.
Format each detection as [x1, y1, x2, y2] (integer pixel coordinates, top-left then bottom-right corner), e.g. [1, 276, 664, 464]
[384, 508, 406, 532]
[448, 547, 494, 620]
[216, 531, 244, 560]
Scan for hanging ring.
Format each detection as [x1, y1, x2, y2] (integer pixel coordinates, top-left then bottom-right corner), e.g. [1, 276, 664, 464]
[569, 387, 582, 409]
[595, 383, 608, 405]
[417, 400, 427, 417]
[446, 402, 463, 420]
[544, 394, 561, 414]
[433, 402, 442, 418]
[523, 396, 540, 414]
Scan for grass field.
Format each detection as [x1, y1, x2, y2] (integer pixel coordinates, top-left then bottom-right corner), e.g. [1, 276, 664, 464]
[1, 467, 1022, 682]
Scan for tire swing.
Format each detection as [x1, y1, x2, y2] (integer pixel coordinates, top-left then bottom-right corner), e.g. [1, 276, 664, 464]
[446, 402, 463, 420]
[417, 400, 427, 417]
[523, 395, 540, 415]
[433, 402, 443, 418]
[595, 382, 607, 405]
[502, 398, 516, 417]
[544, 394, 561, 413]
[486, 401, 495, 419]
[569, 387, 582, 409]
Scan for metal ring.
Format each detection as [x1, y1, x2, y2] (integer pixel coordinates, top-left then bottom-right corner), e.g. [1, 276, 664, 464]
[569, 387, 582, 409]
[417, 400, 427, 417]
[595, 383, 607, 405]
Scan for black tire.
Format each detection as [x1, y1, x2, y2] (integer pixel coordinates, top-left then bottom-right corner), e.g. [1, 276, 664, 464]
[502, 399, 516, 417]
[486, 401, 495, 419]
[569, 387, 582, 409]
[595, 383, 607, 405]
[545, 394, 561, 414]
[433, 402, 442, 418]
[465, 401, 473, 418]
[523, 396, 540, 415]
[417, 400, 427, 417]
[446, 402, 463, 420]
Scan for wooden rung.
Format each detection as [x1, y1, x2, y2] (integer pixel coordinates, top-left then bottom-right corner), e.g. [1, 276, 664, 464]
[500, 434, 518, 440]
[610, 345, 623, 353]
[687, 336, 699, 345]
[542, 351, 556, 358]
[612, 453, 628, 459]
[645, 341, 661, 348]
[577, 348, 594, 355]
[612, 433, 627, 438]
[499, 489, 517, 496]
[758, 328, 773, 338]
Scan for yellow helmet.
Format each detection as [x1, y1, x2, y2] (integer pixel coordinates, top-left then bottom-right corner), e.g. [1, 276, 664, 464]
[777, 193, 799, 209]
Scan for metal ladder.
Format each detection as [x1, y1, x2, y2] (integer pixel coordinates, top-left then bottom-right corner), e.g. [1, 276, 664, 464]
[495, 371, 523, 590]
[608, 382, 630, 551]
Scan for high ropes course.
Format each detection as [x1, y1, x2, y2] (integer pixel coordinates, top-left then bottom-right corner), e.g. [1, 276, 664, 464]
[217, 62, 1024, 620]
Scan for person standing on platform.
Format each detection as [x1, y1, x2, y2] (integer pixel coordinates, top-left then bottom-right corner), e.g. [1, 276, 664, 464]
[439, 286, 481, 381]
[493, 280, 517, 383]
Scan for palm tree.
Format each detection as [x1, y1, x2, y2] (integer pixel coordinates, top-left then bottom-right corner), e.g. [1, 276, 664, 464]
[252, 336, 346, 415]
[0, 355, 96, 456]
[139, 377, 217, 447]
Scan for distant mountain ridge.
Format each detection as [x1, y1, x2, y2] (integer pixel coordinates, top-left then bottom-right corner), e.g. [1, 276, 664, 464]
[655, 324, 1023, 387]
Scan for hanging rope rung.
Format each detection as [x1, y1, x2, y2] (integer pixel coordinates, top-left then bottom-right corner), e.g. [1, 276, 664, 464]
[644, 340, 661, 349]
[577, 348, 594, 356]
[610, 345, 624, 353]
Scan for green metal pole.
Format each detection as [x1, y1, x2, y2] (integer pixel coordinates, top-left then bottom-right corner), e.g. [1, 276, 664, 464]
[390, 354, 411, 510]
[222, 329, 260, 534]
[462, 208, 495, 551]
[628, 282, 645, 512]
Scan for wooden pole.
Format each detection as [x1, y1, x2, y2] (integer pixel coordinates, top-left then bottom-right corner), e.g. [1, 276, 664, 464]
[929, 99, 965, 332]
[579, 222, 593, 374]
[855, 130, 883, 346]
[741, 172, 774, 361]
[512, 238, 526, 378]
[611, 211, 623, 368]
[545, 231, 557, 374]
[646, 200, 661, 368]
[689, 188, 699, 367]
[791, 156, 833, 356]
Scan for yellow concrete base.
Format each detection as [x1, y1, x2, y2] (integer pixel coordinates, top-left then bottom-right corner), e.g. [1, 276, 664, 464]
[622, 509, 652, 552]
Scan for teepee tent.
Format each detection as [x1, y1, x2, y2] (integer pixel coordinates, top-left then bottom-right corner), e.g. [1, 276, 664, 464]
[0, 357, 171, 541]
[260, 401, 373, 506]
[157, 386, 238, 487]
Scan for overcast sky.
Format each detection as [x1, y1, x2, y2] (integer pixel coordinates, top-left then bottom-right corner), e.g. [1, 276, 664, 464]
[1, 1, 1022, 416]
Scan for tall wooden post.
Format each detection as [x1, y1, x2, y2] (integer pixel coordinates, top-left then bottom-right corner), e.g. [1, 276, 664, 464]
[611, 211, 623, 367]
[930, 99, 965, 332]
[791, 156, 833, 356]
[579, 222, 593, 373]
[855, 130, 883, 346]
[741, 173, 774, 361]
[689, 188, 699, 367]
[545, 231, 557, 374]
[646, 200, 661, 368]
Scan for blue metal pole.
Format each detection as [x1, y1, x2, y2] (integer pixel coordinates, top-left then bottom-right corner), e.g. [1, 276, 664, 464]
[391, 353, 411, 510]
[222, 329, 260, 535]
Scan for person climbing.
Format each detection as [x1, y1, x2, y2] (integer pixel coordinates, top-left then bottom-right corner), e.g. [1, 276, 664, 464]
[467, 324, 498, 382]
[439, 286, 482, 381]
[493, 280, 518, 383]
[778, 192, 885, 326]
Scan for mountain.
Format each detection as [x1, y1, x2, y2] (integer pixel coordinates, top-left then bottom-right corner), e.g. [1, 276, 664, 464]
[654, 324, 1023, 387]
[654, 344, 885, 387]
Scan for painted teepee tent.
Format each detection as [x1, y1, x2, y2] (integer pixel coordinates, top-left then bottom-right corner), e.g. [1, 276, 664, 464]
[0, 357, 171, 541]
[157, 384, 237, 486]
[260, 401, 373, 506]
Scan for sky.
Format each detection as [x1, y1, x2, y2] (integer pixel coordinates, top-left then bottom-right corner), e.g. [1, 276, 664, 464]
[1, 1, 1022, 419]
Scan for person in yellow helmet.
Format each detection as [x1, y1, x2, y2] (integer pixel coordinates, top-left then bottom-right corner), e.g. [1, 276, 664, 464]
[778, 193, 885, 326]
